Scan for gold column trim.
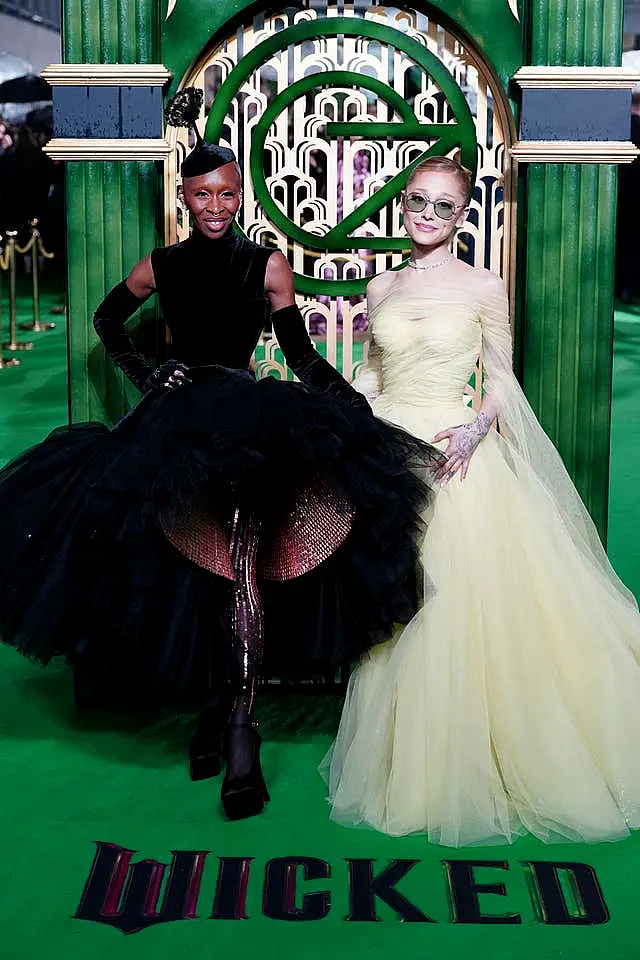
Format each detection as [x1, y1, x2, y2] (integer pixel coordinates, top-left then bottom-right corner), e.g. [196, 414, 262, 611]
[509, 141, 640, 163]
[41, 64, 172, 86]
[43, 138, 171, 160]
[513, 66, 640, 89]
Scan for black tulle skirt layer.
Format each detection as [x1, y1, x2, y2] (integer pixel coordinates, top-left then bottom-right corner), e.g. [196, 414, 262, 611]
[0, 366, 440, 704]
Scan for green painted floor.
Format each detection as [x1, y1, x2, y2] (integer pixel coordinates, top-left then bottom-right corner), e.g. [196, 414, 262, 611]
[1, 291, 640, 959]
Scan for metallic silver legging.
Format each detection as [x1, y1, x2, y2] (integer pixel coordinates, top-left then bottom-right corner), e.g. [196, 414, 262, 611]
[226, 495, 263, 718]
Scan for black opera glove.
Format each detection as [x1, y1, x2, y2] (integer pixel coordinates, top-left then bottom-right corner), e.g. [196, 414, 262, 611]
[270, 304, 372, 414]
[145, 360, 192, 391]
[93, 280, 155, 392]
[292, 353, 372, 414]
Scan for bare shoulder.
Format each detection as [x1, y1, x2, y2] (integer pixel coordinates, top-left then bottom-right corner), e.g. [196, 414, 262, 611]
[366, 269, 397, 307]
[126, 254, 156, 297]
[451, 261, 506, 298]
[476, 266, 507, 297]
[367, 269, 396, 293]
[264, 249, 291, 288]
[265, 248, 289, 271]
[264, 248, 295, 310]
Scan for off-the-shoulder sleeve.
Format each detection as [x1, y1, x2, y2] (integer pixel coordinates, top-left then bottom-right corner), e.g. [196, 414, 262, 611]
[479, 282, 512, 406]
[474, 275, 637, 612]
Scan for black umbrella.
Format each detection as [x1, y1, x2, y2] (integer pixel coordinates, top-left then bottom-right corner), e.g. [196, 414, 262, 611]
[0, 73, 52, 104]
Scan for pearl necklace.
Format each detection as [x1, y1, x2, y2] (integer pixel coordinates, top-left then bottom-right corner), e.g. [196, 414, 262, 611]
[407, 255, 452, 271]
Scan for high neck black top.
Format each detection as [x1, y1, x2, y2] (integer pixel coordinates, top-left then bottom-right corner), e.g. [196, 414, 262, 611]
[150, 228, 274, 368]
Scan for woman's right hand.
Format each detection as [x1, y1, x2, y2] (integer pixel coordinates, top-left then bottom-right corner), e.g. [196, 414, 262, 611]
[432, 412, 491, 482]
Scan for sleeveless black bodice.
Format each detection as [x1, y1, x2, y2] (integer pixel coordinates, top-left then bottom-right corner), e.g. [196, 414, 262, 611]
[150, 229, 274, 368]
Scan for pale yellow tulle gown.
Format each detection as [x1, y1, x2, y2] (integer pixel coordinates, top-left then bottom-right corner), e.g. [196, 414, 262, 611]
[325, 267, 640, 847]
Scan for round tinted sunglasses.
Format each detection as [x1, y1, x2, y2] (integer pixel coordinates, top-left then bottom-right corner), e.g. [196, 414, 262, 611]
[404, 191, 464, 221]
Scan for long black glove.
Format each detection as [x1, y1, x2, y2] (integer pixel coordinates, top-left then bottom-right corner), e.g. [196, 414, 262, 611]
[93, 281, 190, 392]
[270, 304, 371, 414]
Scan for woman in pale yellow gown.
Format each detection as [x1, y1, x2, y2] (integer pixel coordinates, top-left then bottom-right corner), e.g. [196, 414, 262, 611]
[324, 155, 640, 847]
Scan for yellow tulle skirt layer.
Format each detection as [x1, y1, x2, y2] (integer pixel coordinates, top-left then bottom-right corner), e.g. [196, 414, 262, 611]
[325, 399, 640, 847]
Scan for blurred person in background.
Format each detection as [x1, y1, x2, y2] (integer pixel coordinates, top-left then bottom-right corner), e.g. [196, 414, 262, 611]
[0, 116, 12, 153]
[0, 116, 14, 231]
[0, 114, 54, 246]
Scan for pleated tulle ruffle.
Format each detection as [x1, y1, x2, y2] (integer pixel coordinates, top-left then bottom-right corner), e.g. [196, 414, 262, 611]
[0, 367, 440, 704]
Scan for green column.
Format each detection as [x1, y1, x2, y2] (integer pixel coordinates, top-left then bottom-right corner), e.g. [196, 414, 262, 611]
[522, 0, 623, 540]
[64, 0, 161, 423]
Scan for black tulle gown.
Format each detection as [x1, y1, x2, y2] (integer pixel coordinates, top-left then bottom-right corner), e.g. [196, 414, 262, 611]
[0, 229, 439, 705]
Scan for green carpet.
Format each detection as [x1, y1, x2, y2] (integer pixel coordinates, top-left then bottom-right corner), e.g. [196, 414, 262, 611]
[1, 295, 640, 959]
[607, 303, 640, 599]
[0, 285, 68, 464]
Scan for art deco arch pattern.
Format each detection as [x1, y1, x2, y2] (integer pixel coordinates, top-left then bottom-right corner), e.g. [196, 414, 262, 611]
[165, 1, 515, 395]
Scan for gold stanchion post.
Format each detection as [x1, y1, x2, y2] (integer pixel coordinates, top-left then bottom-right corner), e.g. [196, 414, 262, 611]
[0, 234, 21, 368]
[2, 231, 33, 353]
[19, 220, 55, 333]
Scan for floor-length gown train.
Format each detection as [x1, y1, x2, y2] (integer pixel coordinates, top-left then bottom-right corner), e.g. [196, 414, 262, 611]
[326, 270, 640, 846]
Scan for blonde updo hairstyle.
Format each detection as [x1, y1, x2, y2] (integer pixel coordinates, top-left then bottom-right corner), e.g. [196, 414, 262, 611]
[405, 153, 473, 204]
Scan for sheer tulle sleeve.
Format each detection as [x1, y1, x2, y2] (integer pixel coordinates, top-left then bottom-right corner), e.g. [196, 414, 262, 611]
[478, 280, 513, 407]
[480, 278, 638, 610]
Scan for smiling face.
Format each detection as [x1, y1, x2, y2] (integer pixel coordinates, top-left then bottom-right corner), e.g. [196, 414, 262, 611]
[401, 169, 468, 249]
[181, 162, 242, 239]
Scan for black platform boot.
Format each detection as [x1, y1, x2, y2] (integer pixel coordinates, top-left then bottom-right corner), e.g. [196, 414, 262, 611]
[189, 696, 226, 781]
[221, 716, 270, 820]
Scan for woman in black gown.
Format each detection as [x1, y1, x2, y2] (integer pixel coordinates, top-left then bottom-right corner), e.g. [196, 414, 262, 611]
[0, 90, 441, 820]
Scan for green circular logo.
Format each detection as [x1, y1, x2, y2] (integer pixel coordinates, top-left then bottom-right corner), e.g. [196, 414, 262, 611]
[205, 18, 477, 295]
